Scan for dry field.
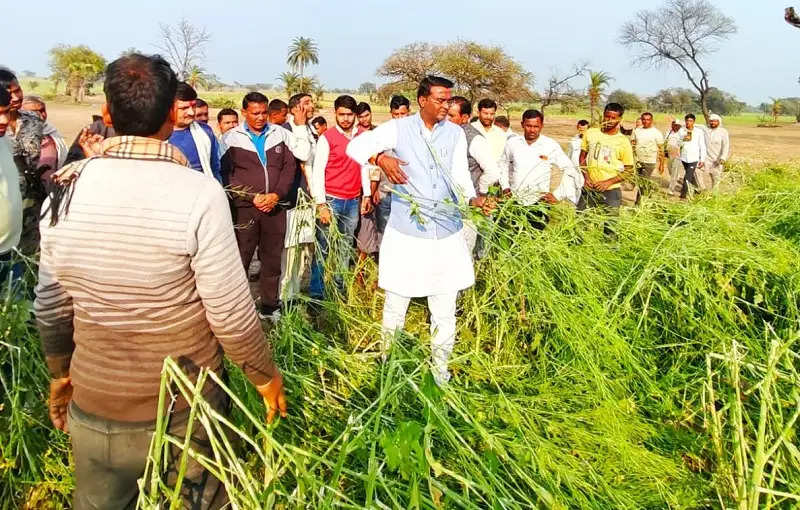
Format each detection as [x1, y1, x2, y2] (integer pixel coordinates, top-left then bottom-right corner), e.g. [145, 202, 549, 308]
[48, 101, 800, 163]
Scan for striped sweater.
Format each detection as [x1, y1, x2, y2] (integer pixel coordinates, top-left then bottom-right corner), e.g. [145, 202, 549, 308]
[34, 136, 278, 422]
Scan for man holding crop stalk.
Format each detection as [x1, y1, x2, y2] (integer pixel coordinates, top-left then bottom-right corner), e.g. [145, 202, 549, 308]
[35, 53, 287, 510]
[498, 109, 584, 227]
[346, 76, 492, 386]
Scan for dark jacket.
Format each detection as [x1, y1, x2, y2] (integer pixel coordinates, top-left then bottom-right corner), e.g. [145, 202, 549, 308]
[220, 123, 298, 209]
[65, 120, 116, 166]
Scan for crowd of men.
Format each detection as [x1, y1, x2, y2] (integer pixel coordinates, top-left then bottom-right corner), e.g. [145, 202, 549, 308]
[0, 53, 731, 508]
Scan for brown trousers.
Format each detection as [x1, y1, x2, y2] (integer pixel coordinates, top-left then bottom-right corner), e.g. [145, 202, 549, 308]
[234, 206, 287, 308]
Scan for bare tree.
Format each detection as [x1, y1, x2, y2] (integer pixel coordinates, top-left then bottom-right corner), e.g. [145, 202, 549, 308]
[619, 0, 736, 122]
[539, 62, 587, 113]
[157, 18, 211, 80]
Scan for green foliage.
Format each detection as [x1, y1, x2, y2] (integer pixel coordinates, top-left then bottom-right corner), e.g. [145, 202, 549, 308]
[377, 41, 534, 106]
[606, 89, 644, 112]
[47, 44, 106, 102]
[286, 37, 319, 78]
[5, 164, 800, 509]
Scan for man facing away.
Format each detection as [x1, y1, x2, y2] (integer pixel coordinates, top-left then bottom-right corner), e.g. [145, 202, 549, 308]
[499, 109, 583, 227]
[309, 95, 372, 299]
[493, 115, 513, 139]
[346, 76, 491, 386]
[631, 112, 664, 179]
[168, 82, 223, 184]
[471, 98, 507, 160]
[268, 99, 289, 126]
[221, 92, 299, 321]
[311, 116, 327, 135]
[677, 113, 707, 199]
[34, 53, 286, 510]
[568, 119, 589, 167]
[703, 113, 730, 191]
[578, 102, 634, 215]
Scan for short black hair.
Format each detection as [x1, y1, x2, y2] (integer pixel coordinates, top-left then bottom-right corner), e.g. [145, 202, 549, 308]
[604, 102, 625, 116]
[0, 67, 17, 91]
[175, 82, 197, 102]
[288, 93, 311, 110]
[0, 87, 10, 107]
[417, 76, 453, 99]
[641, 112, 653, 119]
[494, 115, 509, 128]
[477, 98, 497, 111]
[334, 95, 358, 112]
[104, 53, 177, 136]
[451, 96, 471, 116]
[389, 94, 410, 110]
[521, 109, 544, 122]
[355, 102, 371, 115]
[311, 116, 327, 126]
[577, 119, 589, 127]
[195, 98, 208, 108]
[268, 98, 288, 113]
[685, 113, 696, 121]
[217, 108, 238, 122]
[243, 92, 268, 110]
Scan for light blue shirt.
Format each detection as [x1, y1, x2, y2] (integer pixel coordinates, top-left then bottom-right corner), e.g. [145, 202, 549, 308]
[245, 123, 268, 167]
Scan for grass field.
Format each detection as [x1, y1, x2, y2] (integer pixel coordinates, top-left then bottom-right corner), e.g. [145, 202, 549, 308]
[3, 78, 800, 509]
[2, 160, 800, 509]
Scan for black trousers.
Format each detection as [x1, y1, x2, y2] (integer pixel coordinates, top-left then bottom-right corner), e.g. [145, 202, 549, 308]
[680, 161, 700, 198]
[234, 206, 287, 308]
[69, 390, 228, 510]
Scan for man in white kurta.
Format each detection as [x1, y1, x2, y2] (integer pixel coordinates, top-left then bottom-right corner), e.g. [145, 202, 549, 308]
[347, 76, 487, 385]
[703, 113, 730, 191]
[499, 110, 583, 208]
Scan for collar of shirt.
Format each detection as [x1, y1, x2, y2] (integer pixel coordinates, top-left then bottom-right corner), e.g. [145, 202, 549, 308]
[244, 122, 270, 165]
[51, 135, 189, 191]
[414, 113, 448, 138]
[334, 124, 359, 139]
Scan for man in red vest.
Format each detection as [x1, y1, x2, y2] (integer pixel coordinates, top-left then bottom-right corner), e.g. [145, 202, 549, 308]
[309, 95, 372, 299]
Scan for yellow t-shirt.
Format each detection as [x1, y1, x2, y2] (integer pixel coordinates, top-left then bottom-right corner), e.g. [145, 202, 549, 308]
[581, 128, 634, 190]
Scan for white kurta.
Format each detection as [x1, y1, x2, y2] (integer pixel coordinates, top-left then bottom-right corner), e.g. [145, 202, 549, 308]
[498, 134, 584, 205]
[346, 118, 476, 298]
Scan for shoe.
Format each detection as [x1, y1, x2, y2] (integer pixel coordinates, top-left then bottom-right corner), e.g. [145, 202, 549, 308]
[257, 304, 281, 324]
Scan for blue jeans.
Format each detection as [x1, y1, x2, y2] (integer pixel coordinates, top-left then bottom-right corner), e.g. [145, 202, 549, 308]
[309, 196, 360, 298]
[375, 194, 392, 234]
[0, 251, 25, 295]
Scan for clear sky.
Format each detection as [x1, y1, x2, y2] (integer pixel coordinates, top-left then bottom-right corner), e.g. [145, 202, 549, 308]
[3, 0, 796, 105]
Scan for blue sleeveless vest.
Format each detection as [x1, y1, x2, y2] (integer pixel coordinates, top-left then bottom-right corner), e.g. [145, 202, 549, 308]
[388, 115, 464, 239]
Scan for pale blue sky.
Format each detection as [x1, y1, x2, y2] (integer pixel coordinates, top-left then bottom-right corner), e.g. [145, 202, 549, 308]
[3, 0, 796, 105]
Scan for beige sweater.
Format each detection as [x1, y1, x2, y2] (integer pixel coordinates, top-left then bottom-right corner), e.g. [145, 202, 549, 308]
[35, 150, 277, 421]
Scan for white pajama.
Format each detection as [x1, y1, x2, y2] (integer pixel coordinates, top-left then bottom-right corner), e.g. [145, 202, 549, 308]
[382, 290, 458, 385]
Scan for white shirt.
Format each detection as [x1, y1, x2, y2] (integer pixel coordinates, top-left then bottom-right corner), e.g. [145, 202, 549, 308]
[632, 127, 664, 165]
[311, 124, 370, 205]
[346, 116, 475, 297]
[0, 136, 23, 255]
[567, 134, 583, 167]
[471, 120, 507, 161]
[498, 134, 584, 206]
[467, 132, 501, 194]
[678, 127, 707, 163]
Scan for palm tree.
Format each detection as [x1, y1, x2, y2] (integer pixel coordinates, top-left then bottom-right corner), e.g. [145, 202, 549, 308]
[278, 72, 300, 96]
[187, 66, 208, 90]
[588, 71, 613, 126]
[286, 37, 319, 78]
